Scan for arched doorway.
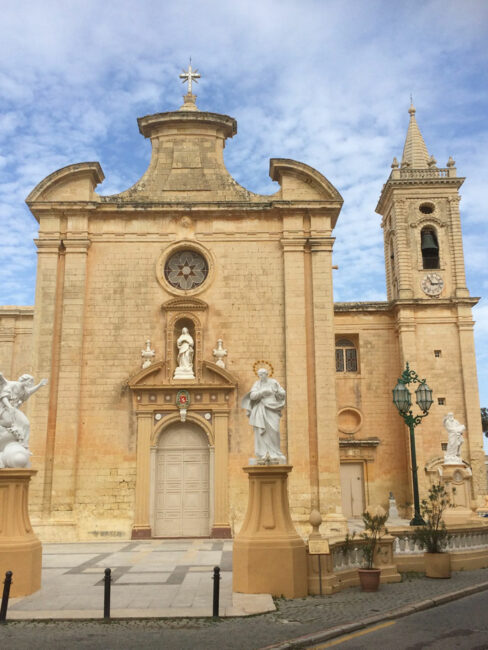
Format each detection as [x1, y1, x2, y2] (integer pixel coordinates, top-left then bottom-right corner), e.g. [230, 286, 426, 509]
[154, 421, 210, 537]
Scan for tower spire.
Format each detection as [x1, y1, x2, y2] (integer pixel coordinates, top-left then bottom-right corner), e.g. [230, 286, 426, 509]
[401, 103, 431, 169]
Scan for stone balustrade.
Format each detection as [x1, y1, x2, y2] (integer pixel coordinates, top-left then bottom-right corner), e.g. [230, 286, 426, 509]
[399, 167, 450, 179]
[306, 523, 488, 594]
[391, 525, 488, 556]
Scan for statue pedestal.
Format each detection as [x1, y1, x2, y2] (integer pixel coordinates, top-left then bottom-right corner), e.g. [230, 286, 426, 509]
[440, 463, 476, 526]
[233, 465, 307, 598]
[0, 469, 42, 596]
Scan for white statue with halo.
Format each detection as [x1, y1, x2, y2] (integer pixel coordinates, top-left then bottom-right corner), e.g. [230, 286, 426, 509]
[0, 372, 48, 468]
[242, 367, 287, 464]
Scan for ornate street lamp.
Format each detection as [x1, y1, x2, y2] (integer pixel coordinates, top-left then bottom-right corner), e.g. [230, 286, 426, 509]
[392, 362, 433, 526]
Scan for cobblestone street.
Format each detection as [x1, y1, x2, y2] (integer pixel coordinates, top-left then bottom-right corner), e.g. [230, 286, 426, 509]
[3, 567, 488, 649]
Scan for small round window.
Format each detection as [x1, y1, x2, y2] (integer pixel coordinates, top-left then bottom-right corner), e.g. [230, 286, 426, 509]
[164, 250, 209, 290]
[419, 202, 435, 215]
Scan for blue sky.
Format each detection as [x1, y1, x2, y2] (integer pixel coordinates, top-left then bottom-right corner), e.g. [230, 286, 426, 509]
[1, 0, 487, 447]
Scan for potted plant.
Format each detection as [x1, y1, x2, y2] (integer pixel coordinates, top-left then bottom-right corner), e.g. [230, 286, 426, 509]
[358, 506, 388, 592]
[412, 482, 451, 578]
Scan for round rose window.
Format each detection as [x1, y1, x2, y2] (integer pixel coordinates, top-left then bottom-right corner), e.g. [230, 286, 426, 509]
[164, 250, 209, 290]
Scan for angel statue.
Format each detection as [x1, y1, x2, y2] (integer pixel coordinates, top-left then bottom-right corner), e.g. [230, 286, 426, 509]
[0, 372, 48, 468]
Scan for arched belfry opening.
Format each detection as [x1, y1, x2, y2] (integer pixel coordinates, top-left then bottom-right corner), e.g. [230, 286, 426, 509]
[421, 226, 440, 269]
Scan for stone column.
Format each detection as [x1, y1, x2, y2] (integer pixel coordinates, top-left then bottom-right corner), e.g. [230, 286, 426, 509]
[211, 411, 231, 538]
[132, 412, 153, 539]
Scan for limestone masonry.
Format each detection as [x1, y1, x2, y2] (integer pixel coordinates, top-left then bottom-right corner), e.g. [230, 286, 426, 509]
[0, 89, 485, 541]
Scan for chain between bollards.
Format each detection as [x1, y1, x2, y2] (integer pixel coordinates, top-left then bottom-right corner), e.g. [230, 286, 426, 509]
[0, 571, 12, 623]
[212, 566, 221, 618]
[103, 568, 111, 620]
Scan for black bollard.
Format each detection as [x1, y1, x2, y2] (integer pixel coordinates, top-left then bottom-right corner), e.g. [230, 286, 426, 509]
[103, 568, 111, 620]
[212, 566, 221, 618]
[0, 571, 13, 623]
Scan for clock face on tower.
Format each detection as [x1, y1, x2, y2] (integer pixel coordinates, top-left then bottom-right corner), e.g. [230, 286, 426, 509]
[421, 273, 444, 297]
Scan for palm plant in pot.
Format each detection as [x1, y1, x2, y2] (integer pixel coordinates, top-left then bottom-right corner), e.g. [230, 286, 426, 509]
[412, 482, 451, 578]
[358, 506, 388, 592]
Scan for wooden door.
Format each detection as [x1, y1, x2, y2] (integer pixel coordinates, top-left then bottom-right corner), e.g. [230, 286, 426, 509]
[340, 462, 365, 518]
[155, 422, 209, 537]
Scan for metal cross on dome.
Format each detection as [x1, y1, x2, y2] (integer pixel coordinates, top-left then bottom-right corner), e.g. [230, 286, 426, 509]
[179, 60, 201, 95]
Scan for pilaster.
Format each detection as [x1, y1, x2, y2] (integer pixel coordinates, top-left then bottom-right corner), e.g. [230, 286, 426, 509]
[132, 412, 152, 538]
[49, 235, 90, 521]
[212, 410, 231, 537]
[281, 227, 311, 514]
[309, 237, 341, 512]
[448, 196, 469, 297]
[393, 200, 414, 299]
[456, 309, 487, 496]
[29, 237, 63, 517]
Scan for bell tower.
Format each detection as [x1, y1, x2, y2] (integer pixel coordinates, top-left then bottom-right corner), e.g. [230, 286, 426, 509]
[376, 104, 469, 302]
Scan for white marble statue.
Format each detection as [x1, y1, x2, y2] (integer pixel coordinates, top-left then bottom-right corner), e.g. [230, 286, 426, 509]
[174, 327, 195, 379]
[0, 372, 48, 468]
[443, 412, 465, 464]
[242, 368, 286, 463]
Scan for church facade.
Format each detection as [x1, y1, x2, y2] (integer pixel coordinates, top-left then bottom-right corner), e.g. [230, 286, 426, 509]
[0, 86, 486, 541]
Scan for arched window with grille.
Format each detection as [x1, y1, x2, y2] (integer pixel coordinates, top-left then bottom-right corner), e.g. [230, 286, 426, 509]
[335, 338, 358, 373]
[421, 227, 440, 269]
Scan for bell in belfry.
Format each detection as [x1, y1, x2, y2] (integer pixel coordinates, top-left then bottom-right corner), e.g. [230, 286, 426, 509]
[421, 230, 438, 251]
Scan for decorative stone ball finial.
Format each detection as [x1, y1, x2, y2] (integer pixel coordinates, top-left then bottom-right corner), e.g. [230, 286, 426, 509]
[309, 509, 323, 539]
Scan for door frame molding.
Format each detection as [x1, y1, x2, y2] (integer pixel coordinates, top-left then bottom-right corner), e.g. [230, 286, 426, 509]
[151, 419, 213, 538]
[128, 360, 236, 539]
[340, 461, 366, 518]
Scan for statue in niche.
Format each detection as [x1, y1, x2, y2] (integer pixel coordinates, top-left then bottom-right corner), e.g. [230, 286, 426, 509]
[174, 327, 195, 379]
[443, 412, 465, 464]
[0, 372, 48, 468]
[242, 368, 286, 464]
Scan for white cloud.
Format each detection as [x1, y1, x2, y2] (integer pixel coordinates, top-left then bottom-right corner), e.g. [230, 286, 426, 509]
[0, 0, 487, 404]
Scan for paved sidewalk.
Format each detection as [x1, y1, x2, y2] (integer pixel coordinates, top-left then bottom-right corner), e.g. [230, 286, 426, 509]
[4, 541, 488, 649]
[8, 539, 274, 619]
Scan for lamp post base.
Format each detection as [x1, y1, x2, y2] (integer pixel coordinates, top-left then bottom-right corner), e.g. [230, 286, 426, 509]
[410, 514, 426, 526]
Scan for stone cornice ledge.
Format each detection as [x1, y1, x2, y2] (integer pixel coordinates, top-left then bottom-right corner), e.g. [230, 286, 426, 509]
[334, 297, 480, 312]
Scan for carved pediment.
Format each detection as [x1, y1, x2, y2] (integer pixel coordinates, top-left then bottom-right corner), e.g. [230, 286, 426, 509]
[127, 361, 167, 388]
[127, 359, 236, 389]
